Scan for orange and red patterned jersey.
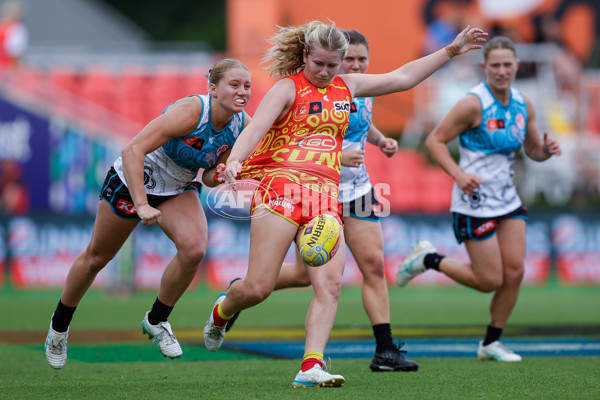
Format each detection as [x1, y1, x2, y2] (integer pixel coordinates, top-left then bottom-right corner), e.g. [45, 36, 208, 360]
[240, 71, 351, 197]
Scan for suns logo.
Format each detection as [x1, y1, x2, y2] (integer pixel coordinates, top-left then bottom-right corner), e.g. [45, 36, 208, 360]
[297, 134, 337, 151]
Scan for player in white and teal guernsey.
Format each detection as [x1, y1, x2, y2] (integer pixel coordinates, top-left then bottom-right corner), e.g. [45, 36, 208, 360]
[45, 59, 252, 370]
[449, 81, 527, 217]
[338, 96, 374, 204]
[111, 93, 245, 200]
[398, 37, 561, 362]
[224, 30, 420, 373]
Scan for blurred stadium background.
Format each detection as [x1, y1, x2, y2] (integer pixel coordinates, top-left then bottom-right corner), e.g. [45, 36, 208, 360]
[0, 0, 599, 292]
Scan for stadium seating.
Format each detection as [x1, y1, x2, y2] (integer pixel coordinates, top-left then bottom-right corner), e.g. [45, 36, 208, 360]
[79, 67, 114, 111]
[113, 66, 149, 125]
[366, 147, 449, 213]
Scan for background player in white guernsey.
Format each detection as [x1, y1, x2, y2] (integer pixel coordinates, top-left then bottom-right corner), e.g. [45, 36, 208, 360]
[44, 59, 251, 369]
[398, 37, 561, 362]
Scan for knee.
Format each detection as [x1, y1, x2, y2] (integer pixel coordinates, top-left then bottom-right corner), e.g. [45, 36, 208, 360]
[315, 277, 343, 302]
[296, 273, 311, 287]
[327, 281, 343, 302]
[243, 281, 273, 304]
[359, 256, 386, 282]
[505, 264, 525, 286]
[177, 241, 206, 267]
[84, 248, 115, 274]
[477, 276, 503, 293]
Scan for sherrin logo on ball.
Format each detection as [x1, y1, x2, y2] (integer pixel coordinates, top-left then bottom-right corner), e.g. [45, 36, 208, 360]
[298, 214, 341, 267]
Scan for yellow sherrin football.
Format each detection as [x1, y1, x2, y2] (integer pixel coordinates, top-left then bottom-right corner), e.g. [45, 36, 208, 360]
[298, 214, 342, 267]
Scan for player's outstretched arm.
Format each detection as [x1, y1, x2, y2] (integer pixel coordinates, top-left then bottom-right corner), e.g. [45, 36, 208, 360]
[349, 25, 488, 98]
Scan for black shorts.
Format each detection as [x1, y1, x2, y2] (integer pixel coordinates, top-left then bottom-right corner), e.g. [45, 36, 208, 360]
[99, 167, 202, 220]
[452, 206, 528, 244]
[342, 188, 381, 221]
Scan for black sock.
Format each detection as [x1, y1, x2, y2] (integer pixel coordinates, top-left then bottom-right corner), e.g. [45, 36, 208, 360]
[424, 253, 445, 271]
[483, 325, 503, 346]
[148, 297, 174, 325]
[51, 300, 76, 333]
[373, 323, 396, 352]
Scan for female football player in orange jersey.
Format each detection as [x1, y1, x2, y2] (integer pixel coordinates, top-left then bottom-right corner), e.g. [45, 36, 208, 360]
[203, 20, 487, 388]
[226, 29, 419, 373]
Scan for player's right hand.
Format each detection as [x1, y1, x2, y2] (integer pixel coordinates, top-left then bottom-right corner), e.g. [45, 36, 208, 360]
[224, 158, 242, 186]
[213, 163, 227, 183]
[341, 149, 365, 167]
[136, 203, 162, 226]
[455, 171, 483, 194]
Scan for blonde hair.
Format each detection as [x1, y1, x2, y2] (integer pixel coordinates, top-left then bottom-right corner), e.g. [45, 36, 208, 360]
[207, 58, 249, 86]
[483, 36, 517, 61]
[263, 21, 348, 77]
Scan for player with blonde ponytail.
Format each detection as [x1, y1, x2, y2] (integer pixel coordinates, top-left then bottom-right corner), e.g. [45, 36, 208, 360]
[204, 20, 487, 388]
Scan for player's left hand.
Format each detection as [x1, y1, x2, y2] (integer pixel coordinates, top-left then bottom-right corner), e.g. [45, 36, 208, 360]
[543, 132, 561, 157]
[450, 25, 488, 56]
[379, 137, 398, 158]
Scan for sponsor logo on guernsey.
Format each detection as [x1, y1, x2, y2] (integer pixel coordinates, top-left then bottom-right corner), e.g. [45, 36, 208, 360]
[333, 101, 350, 112]
[297, 134, 337, 151]
[296, 101, 323, 117]
[182, 136, 205, 150]
[204, 152, 217, 166]
[474, 220, 497, 237]
[350, 102, 357, 113]
[516, 113, 525, 130]
[486, 119, 505, 130]
[216, 144, 229, 157]
[299, 87, 313, 97]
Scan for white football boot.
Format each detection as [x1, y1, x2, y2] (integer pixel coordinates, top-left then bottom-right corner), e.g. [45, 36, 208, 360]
[477, 340, 522, 362]
[292, 358, 345, 388]
[142, 311, 182, 358]
[45, 321, 69, 369]
[204, 293, 227, 352]
[397, 240, 437, 287]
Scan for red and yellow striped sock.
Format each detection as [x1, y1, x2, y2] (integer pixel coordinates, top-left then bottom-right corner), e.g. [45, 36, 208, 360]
[212, 301, 234, 327]
[301, 351, 324, 372]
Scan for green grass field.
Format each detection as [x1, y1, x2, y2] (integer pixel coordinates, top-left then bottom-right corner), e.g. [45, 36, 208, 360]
[1, 281, 599, 399]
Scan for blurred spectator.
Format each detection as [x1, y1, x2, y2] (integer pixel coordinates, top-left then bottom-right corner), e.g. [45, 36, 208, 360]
[533, 12, 582, 93]
[0, 159, 29, 214]
[555, 0, 600, 68]
[0, 0, 27, 72]
[533, 12, 583, 132]
[422, 0, 469, 56]
[586, 85, 600, 136]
